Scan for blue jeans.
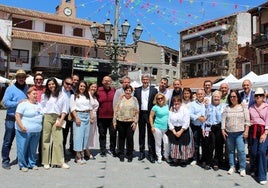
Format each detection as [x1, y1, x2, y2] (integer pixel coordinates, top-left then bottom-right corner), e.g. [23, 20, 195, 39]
[16, 130, 40, 168]
[251, 137, 268, 181]
[226, 131, 246, 170]
[73, 112, 90, 151]
[1, 119, 16, 165]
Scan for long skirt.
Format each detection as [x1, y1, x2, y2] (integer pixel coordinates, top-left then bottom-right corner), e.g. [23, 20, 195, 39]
[168, 126, 194, 160]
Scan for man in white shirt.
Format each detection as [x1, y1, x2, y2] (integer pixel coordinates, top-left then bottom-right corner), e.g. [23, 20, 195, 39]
[62, 77, 74, 158]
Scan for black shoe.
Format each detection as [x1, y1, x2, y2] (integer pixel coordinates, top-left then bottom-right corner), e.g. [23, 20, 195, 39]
[112, 151, 118, 158]
[149, 156, 155, 163]
[213, 165, 219, 171]
[204, 165, 211, 170]
[100, 152, 107, 157]
[2, 163, 11, 170]
[120, 157, 124, 162]
[127, 158, 133, 163]
[180, 160, 187, 168]
[138, 153, 145, 161]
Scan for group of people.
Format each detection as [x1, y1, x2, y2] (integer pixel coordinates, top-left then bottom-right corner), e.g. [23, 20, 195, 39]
[1, 70, 268, 185]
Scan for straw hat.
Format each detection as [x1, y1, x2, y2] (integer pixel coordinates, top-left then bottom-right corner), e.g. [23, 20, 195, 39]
[15, 69, 27, 77]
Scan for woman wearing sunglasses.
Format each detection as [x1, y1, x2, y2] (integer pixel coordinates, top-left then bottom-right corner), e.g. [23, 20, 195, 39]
[248, 87, 268, 185]
[221, 89, 250, 177]
[149, 93, 169, 164]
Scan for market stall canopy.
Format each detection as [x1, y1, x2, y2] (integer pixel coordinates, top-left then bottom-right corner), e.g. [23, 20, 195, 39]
[228, 71, 259, 89]
[212, 74, 238, 89]
[0, 76, 10, 84]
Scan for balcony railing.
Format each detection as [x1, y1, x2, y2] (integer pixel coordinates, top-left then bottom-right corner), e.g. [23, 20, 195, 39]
[182, 43, 228, 58]
[252, 63, 268, 75]
[253, 33, 268, 46]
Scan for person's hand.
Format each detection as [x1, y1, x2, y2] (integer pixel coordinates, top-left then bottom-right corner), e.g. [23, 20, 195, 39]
[175, 131, 182, 138]
[113, 122, 117, 128]
[151, 127, 156, 133]
[202, 129, 206, 137]
[75, 118, 81, 126]
[243, 131, 249, 139]
[222, 129, 228, 140]
[90, 117, 94, 124]
[131, 122, 137, 131]
[198, 116, 206, 123]
[20, 125, 27, 132]
[260, 133, 267, 143]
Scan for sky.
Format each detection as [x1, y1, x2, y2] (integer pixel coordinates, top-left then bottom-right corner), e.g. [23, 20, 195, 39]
[0, 0, 267, 50]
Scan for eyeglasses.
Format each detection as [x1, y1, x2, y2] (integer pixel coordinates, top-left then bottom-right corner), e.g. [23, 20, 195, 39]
[65, 82, 72, 86]
[157, 97, 163, 100]
[230, 96, 237, 98]
[255, 94, 264, 97]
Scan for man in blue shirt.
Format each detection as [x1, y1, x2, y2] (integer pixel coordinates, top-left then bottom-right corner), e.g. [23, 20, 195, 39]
[190, 89, 206, 166]
[2, 69, 28, 169]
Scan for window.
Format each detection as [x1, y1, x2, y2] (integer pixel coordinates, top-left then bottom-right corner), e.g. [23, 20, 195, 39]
[12, 18, 33, 30]
[165, 52, 170, 65]
[73, 28, 83, 37]
[172, 55, 178, 67]
[10, 49, 29, 64]
[45, 23, 63, 34]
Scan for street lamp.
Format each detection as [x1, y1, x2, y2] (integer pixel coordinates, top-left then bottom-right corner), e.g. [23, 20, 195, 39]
[90, 0, 143, 84]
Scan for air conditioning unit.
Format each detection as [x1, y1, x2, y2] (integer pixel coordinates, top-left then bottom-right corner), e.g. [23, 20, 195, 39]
[71, 46, 82, 56]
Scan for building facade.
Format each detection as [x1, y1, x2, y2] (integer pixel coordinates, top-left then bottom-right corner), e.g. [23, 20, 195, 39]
[126, 40, 180, 84]
[248, 2, 268, 75]
[179, 13, 251, 79]
[0, 0, 114, 83]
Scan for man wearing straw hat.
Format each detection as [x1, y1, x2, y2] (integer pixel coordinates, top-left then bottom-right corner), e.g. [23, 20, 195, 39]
[1, 69, 28, 169]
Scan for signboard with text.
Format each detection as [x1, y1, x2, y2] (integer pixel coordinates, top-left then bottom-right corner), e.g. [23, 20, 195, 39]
[73, 58, 99, 72]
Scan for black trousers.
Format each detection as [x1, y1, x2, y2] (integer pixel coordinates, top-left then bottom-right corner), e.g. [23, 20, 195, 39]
[117, 121, 134, 158]
[191, 124, 202, 162]
[97, 118, 117, 153]
[138, 111, 155, 157]
[202, 124, 224, 166]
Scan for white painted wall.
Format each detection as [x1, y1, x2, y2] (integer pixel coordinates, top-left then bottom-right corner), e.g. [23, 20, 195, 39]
[237, 13, 252, 44]
[34, 20, 44, 32]
[10, 39, 32, 71]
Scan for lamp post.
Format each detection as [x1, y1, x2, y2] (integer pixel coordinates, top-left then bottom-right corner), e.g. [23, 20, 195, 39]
[90, 0, 143, 85]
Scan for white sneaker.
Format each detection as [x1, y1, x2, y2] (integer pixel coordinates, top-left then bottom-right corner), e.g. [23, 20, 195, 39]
[21, 167, 28, 172]
[44, 164, 50, 170]
[228, 167, 236, 175]
[61, 163, 70, 169]
[240, 170, 246, 177]
[190, 160, 197, 166]
[157, 159, 162, 164]
[81, 159, 86, 164]
[260, 181, 267, 185]
[76, 159, 83, 165]
[32, 166, 38, 170]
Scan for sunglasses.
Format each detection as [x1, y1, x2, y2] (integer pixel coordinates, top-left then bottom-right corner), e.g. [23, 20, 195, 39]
[65, 82, 72, 86]
[255, 94, 264, 97]
[157, 97, 163, 100]
[230, 96, 237, 98]
[35, 79, 43, 81]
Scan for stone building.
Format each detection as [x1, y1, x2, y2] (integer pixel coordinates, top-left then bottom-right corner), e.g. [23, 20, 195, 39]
[179, 12, 251, 79]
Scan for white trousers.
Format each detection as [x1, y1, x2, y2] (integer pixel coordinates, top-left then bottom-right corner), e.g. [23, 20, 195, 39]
[153, 128, 169, 160]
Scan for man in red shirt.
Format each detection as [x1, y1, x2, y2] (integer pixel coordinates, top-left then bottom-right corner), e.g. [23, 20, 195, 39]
[97, 76, 116, 157]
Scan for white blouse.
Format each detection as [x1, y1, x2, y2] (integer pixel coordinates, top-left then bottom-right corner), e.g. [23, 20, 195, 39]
[41, 93, 67, 115]
[168, 105, 190, 130]
[70, 94, 93, 112]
